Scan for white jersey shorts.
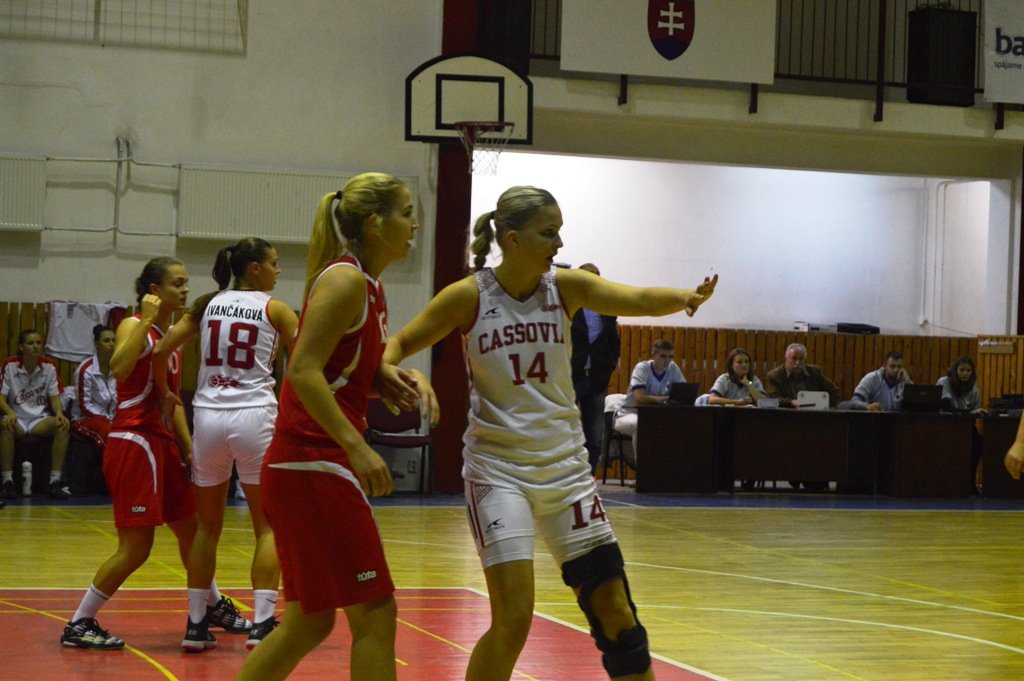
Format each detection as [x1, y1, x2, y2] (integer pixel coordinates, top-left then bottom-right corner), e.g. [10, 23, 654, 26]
[191, 404, 277, 486]
[464, 456, 618, 569]
[15, 415, 51, 436]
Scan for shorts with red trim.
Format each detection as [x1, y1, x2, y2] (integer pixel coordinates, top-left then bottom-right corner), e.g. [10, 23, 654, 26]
[103, 430, 196, 528]
[262, 438, 394, 614]
[72, 416, 112, 448]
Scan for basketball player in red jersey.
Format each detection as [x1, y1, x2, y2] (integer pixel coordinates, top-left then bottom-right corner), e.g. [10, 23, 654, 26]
[62, 257, 246, 650]
[236, 173, 432, 681]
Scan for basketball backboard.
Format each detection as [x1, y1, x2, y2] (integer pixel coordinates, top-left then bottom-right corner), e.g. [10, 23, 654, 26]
[405, 54, 532, 144]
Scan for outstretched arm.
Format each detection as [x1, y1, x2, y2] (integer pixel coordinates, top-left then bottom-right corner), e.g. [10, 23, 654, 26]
[378, 277, 477, 429]
[556, 268, 717, 319]
[383, 276, 478, 365]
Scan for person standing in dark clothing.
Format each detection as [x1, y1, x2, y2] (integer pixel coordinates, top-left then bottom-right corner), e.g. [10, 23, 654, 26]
[570, 263, 621, 474]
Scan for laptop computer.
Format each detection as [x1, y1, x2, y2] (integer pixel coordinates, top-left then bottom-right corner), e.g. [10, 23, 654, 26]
[901, 384, 942, 413]
[666, 381, 699, 406]
[796, 390, 830, 410]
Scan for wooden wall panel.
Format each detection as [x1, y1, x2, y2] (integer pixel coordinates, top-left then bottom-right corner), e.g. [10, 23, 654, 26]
[609, 324, 999, 406]
[2, 303, 1018, 407]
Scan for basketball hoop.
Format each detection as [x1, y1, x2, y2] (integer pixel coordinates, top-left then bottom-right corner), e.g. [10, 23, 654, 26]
[453, 121, 514, 175]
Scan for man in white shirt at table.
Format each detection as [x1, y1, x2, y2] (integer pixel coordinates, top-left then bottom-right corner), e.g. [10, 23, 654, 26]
[613, 339, 685, 458]
[847, 351, 912, 412]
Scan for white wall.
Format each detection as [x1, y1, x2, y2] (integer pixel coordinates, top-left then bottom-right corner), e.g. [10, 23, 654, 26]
[2, 3, 1021, 345]
[0, 2, 441, 376]
[525, 77, 1024, 336]
[473, 151, 1007, 335]
[932, 181, 992, 335]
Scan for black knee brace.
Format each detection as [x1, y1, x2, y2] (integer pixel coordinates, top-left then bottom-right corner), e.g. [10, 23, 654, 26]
[600, 623, 651, 678]
[561, 544, 651, 677]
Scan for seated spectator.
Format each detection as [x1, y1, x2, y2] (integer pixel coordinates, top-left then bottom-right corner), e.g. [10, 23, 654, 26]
[0, 329, 71, 499]
[613, 339, 685, 454]
[937, 356, 985, 415]
[846, 351, 912, 412]
[71, 324, 118, 449]
[764, 342, 840, 409]
[708, 347, 765, 406]
[939, 355, 985, 495]
[765, 342, 839, 492]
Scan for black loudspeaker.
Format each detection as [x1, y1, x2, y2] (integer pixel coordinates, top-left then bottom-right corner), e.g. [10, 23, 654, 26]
[836, 322, 880, 335]
[478, 0, 532, 74]
[906, 7, 977, 107]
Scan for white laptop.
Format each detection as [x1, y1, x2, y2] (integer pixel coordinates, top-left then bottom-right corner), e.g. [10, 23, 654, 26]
[796, 390, 830, 410]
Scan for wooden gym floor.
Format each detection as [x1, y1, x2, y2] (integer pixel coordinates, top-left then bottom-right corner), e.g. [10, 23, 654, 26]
[2, 485, 1024, 680]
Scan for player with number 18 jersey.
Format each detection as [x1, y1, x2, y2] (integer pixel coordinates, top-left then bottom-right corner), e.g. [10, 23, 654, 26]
[190, 288, 282, 487]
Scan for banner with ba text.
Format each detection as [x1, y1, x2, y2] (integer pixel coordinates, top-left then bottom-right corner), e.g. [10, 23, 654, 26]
[984, 0, 1024, 103]
[561, 0, 776, 84]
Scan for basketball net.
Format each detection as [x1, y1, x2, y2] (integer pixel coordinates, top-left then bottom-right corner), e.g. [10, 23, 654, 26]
[454, 121, 514, 175]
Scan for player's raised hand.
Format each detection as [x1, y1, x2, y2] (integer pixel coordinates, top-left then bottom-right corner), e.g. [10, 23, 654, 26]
[139, 293, 163, 322]
[685, 273, 718, 317]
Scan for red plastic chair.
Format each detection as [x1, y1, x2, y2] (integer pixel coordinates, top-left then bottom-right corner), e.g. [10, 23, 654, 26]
[364, 398, 431, 493]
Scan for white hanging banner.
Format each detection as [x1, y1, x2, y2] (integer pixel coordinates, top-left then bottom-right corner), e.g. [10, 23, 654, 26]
[984, 0, 1024, 103]
[561, 0, 776, 85]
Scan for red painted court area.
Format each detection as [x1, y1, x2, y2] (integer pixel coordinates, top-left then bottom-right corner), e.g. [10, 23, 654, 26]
[2, 588, 713, 680]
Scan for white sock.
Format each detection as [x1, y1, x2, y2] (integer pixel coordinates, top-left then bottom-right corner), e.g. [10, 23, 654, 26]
[208, 580, 222, 606]
[72, 584, 111, 622]
[253, 589, 278, 623]
[1, 471, 12, 483]
[50, 470, 62, 484]
[188, 588, 210, 624]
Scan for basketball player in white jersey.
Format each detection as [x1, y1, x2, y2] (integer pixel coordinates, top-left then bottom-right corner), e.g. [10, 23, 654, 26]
[154, 237, 298, 651]
[383, 186, 716, 681]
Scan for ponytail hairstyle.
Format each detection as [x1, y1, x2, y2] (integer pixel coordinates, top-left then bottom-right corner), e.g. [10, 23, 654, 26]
[946, 355, 977, 396]
[305, 172, 407, 298]
[134, 256, 183, 305]
[188, 237, 275, 321]
[470, 186, 558, 271]
[211, 237, 274, 291]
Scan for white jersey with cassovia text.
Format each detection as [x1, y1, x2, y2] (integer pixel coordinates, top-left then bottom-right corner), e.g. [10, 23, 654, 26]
[462, 268, 586, 475]
[193, 289, 280, 409]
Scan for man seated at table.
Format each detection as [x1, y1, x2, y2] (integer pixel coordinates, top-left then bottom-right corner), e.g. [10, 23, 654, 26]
[764, 342, 841, 492]
[613, 339, 685, 455]
[845, 351, 912, 412]
[764, 342, 840, 409]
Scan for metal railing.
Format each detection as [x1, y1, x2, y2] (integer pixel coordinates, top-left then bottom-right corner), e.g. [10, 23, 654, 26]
[0, 0, 248, 54]
[530, 0, 985, 93]
[776, 0, 982, 90]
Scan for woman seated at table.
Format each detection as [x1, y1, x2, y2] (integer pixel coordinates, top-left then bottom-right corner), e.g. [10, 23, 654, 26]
[938, 355, 986, 495]
[937, 356, 986, 415]
[708, 347, 765, 407]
